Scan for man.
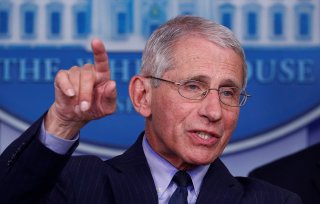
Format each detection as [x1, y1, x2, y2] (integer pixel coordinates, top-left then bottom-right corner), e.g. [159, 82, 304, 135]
[249, 142, 320, 204]
[0, 16, 301, 203]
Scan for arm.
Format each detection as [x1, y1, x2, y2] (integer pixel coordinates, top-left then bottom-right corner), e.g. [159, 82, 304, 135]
[0, 39, 117, 203]
[0, 115, 79, 203]
[45, 39, 117, 139]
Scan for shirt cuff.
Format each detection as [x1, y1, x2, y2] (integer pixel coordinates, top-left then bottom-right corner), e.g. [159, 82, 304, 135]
[39, 120, 79, 155]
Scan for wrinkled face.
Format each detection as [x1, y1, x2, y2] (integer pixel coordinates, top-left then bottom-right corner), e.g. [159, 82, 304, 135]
[145, 37, 244, 170]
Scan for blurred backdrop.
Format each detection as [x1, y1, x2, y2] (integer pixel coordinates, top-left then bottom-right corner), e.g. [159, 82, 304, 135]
[0, 0, 319, 176]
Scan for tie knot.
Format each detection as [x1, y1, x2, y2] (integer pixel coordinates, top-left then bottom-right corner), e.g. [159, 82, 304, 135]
[172, 171, 192, 188]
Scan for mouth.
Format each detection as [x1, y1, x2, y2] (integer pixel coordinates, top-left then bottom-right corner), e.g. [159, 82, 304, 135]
[196, 131, 214, 140]
[191, 130, 221, 145]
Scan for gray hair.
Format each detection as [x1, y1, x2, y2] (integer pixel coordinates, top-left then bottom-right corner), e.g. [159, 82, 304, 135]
[140, 15, 247, 89]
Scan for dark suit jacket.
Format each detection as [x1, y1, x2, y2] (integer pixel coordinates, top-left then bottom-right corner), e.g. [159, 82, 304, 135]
[0, 116, 302, 204]
[249, 143, 320, 204]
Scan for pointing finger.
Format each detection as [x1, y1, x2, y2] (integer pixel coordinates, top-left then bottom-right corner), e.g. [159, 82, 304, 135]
[91, 38, 110, 80]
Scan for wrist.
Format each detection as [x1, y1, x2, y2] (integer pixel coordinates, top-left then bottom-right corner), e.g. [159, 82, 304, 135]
[44, 106, 85, 139]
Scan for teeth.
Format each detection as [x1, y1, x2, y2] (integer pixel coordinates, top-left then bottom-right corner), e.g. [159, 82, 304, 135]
[196, 132, 213, 140]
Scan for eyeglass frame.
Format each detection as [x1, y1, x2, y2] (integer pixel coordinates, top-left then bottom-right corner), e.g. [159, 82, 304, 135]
[145, 76, 251, 107]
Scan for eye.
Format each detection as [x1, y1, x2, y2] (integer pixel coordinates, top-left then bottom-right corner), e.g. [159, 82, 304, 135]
[181, 81, 205, 92]
[220, 87, 237, 97]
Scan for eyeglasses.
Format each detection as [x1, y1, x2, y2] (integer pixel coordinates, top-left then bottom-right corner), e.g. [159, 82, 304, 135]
[146, 76, 250, 107]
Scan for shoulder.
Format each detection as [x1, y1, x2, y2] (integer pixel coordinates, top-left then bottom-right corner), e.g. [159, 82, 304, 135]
[49, 155, 116, 203]
[235, 176, 302, 203]
[60, 155, 110, 183]
[200, 159, 301, 203]
[68, 155, 105, 166]
[59, 155, 112, 190]
[250, 143, 320, 176]
[64, 155, 107, 173]
[236, 176, 292, 194]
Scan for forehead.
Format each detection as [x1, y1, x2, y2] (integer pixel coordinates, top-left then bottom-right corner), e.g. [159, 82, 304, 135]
[169, 37, 244, 87]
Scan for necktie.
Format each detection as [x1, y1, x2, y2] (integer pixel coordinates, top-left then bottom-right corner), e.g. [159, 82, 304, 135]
[168, 171, 192, 204]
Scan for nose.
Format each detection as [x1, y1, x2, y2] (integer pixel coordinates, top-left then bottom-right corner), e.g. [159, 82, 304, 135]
[198, 90, 222, 122]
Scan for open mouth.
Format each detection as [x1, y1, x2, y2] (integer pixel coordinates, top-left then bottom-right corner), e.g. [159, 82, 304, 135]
[196, 131, 214, 140]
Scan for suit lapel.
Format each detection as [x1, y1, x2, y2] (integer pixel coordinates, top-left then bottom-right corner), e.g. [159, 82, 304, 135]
[106, 133, 158, 203]
[196, 159, 243, 204]
[106, 134, 245, 204]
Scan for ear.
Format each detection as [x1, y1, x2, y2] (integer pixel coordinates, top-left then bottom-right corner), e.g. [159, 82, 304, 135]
[129, 76, 152, 117]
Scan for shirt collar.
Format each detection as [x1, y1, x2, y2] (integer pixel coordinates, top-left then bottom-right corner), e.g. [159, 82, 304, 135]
[142, 135, 210, 197]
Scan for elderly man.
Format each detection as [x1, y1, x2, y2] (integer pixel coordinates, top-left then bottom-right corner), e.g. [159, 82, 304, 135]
[0, 16, 301, 204]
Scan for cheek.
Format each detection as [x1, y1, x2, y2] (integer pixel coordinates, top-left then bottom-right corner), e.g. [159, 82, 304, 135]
[152, 101, 195, 145]
[157, 103, 189, 129]
[152, 95, 178, 126]
[223, 109, 239, 133]
[153, 89, 189, 119]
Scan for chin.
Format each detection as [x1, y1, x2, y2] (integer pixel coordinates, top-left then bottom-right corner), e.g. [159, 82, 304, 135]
[187, 155, 217, 166]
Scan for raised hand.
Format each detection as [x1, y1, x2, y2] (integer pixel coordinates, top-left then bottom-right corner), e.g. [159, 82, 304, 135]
[45, 39, 117, 139]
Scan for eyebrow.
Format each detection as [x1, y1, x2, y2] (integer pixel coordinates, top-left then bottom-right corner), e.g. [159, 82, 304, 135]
[220, 79, 241, 89]
[184, 75, 241, 89]
[186, 75, 210, 82]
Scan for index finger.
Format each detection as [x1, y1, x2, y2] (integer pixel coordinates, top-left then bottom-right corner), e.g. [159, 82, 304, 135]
[91, 38, 110, 78]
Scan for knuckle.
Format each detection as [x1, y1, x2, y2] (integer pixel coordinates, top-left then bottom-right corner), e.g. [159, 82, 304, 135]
[56, 69, 66, 77]
[81, 66, 95, 79]
[83, 63, 93, 67]
[55, 70, 68, 82]
[70, 66, 80, 73]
